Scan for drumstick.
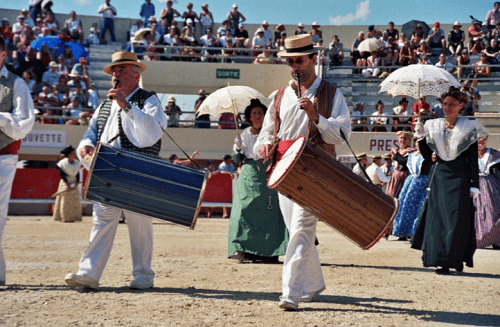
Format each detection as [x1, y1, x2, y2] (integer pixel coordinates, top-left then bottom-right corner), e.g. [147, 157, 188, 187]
[262, 142, 279, 164]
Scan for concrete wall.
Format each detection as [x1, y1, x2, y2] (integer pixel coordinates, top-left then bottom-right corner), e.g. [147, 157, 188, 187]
[0, 8, 468, 47]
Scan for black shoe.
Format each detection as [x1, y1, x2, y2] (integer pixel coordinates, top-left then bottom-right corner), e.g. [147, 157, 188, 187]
[397, 236, 408, 241]
[435, 267, 450, 275]
[455, 263, 464, 272]
[492, 244, 500, 250]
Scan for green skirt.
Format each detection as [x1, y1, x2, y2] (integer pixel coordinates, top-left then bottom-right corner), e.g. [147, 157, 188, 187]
[227, 160, 288, 257]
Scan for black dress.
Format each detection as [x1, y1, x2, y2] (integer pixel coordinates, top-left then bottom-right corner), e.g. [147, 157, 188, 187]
[412, 136, 479, 270]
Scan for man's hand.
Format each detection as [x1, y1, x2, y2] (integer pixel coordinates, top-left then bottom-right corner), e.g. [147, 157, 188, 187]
[298, 97, 319, 124]
[258, 144, 272, 160]
[80, 145, 95, 159]
[107, 88, 127, 110]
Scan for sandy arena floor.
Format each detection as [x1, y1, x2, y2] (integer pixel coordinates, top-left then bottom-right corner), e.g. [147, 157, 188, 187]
[0, 215, 499, 327]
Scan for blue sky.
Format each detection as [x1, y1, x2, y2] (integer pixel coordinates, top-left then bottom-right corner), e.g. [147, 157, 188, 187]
[0, 0, 493, 26]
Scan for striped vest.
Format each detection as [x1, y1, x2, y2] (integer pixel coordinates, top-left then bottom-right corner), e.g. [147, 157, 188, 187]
[96, 88, 161, 158]
[0, 71, 18, 150]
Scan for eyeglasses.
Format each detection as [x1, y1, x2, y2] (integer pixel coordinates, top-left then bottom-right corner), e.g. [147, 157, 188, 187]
[286, 58, 305, 66]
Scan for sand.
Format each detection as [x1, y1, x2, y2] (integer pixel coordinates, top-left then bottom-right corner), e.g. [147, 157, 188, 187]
[1, 215, 499, 327]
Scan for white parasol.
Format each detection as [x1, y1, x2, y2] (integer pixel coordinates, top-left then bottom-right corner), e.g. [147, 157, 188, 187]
[357, 38, 384, 53]
[379, 64, 461, 99]
[197, 86, 270, 130]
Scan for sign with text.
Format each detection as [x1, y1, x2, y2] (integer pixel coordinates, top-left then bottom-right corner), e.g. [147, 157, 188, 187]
[369, 135, 398, 154]
[216, 69, 240, 79]
[22, 130, 66, 148]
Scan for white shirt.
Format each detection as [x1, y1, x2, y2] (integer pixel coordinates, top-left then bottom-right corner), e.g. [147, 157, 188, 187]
[252, 35, 268, 47]
[370, 111, 389, 124]
[0, 66, 35, 142]
[87, 88, 100, 110]
[254, 76, 351, 155]
[435, 61, 454, 73]
[98, 4, 117, 19]
[233, 127, 259, 159]
[77, 87, 168, 169]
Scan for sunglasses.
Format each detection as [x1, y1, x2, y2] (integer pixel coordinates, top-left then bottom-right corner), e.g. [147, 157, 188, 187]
[286, 57, 305, 66]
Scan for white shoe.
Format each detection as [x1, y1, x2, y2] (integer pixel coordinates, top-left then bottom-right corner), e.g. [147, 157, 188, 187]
[65, 273, 99, 289]
[129, 277, 154, 289]
[300, 286, 325, 302]
[279, 297, 298, 311]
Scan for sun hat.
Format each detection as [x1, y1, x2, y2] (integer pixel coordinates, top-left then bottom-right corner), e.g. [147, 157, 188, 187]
[168, 95, 176, 102]
[297, 22, 304, 28]
[453, 21, 462, 27]
[49, 61, 58, 67]
[277, 34, 322, 57]
[371, 154, 382, 160]
[357, 152, 367, 160]
[103, 51, 147, 75]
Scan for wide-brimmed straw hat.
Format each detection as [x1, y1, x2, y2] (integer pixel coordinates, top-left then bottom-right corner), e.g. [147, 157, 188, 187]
[275, 23, 285, 30]
[277, 34, 322, 57]
[134, 27, 153, 41]
[371, 154, 382, 160]
[103, 51, 147, 75]
[357, 152, 367, 160]
[453, 21, 462, 27]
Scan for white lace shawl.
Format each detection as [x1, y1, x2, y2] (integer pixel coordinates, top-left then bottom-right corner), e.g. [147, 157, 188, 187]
[424, 117, 487, 161]
[57, 158, 81, 184]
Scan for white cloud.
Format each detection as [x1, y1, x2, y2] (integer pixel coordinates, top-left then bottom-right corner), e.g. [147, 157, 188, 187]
[329, 0, 371, 25]
[74, 0, 92, 6]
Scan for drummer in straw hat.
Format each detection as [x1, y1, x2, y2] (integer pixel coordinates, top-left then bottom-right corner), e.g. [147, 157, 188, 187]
[366, 154, 391, 187]
[352, 152, 368, 177]
[65, 51, 168, 290]
[255, 34, 351, 311]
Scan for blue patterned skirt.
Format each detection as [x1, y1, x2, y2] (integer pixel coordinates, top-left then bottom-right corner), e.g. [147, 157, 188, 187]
[392, 175, 428, 237]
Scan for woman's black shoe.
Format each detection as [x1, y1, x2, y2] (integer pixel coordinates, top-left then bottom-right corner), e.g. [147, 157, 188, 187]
[435, 267, 450, 275]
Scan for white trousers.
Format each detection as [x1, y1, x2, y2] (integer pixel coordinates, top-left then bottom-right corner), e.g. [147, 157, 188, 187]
[77, 203, 155, 282]
[279, 194, 325, 303]
[0, 155, 18, 282]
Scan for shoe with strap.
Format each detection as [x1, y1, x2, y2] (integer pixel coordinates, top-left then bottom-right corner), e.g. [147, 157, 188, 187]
[65, 273, 99, 289]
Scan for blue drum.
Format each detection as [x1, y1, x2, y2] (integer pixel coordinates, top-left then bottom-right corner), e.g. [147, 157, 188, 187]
[84, 143, 207, 229]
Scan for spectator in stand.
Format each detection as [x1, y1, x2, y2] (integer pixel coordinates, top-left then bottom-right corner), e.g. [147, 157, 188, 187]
[471, 53, 491, 88]
[44, 11, 59, 36]
[485, 2, 500, 30]
[29, 0, 43, 21]
[165, 95, 181, 127]
[130, 20, 143, 41]
[64, 11, 83, 43]
[397, 32, 407, 49]
[12, 15, 26, 37]
[461, 80, 481, 115]
[310, 22, 322, 45]
[150, 22, 162, 43]
[219, 30, 235, 47]
[468, 19, 487, 51]
[140, 0, 155, 27]
[399, 41, 414, 67]
[71, 58, 90, 87]
[64, 95, 82, 124]
[448, 22, 465, 56]
[32, 18, 43, 37]
[234, 23, 250, 49]
[199, 4, 214, 34]
[13, 43, 28, 76]
[226, 4, 245, 35]
[413, 24, 425, 39]
[87, 27, 100, 45]
[169, 151, 199, 167]
[484, 38, 500, 65]
[200, 27, 215, 46]
[274, 24, 286, 45]
[170, 34, 184, 61]
[160, 0, 180, 31]
[1, 18, 14, 44]
[56, 55, 70, 75]
[427, 22, 446, 54]
[351, 31, 367, 66]
[60, 45, 75, 70]
[392, 98, 410, 131]
[181, 2, 199, 32]
[20, 9, 34, 28]
[67, 71, 87, 94]
[419, 54, 432, 65]
[180, 26, 200, 61]
[416, 40, 431, 59]
[370, 100, 389, 132]
[217, 20, 231, 39]
[87, 83, 99, 110]
[42, 61, 60, 87]
[351, 102, 369, 132]
[294, 22, 307, 35]
[222, 38, 236, 63]
[435, 53, 454, 73]
[255, 21, 272, 46]
[194, 89, 210, 128]
[456, 48, 471, 78]
[56, 74, 70, 102]
[380, 48, 396, 74]
[205, 36, 221, 62]
[98, 0, 117, 42]
[328, 35, 344, 67]
[275, 31, 286, 51]
[471, 36, 485, 54]
[386, 21, 399, 47]
[362, 50, 381, 78]
[254, 45, 275, 64]
[251, 28, 268, 56]
[410, 33, 422, 55]
[184, 18, 195, 34]
[22, 71, 36, 94]
[69, 83, 87, 107]
[380, 31, 391, 51]
[490, 20, 500, 42]
[367, 25, 382, 39]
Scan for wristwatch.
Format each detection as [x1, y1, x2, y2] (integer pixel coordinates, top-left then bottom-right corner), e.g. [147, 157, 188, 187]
[122, 102, 132, 112]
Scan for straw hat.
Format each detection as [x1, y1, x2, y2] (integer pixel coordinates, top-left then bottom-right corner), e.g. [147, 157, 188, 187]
[275, 23, 285, 30]
[201, 3, 208, 8]
[168, 95, 176, 102]
[312, 21, 321, 27]
[134, 27, 153, 41]
[277, 34, 322, 57]
[103, 51, 147, 75]
[453, 21, 462, 27]
[383, 153, 391, 160]
[297, 22, 305, 28]
[357, 152, 367, 160]
[371, 154, 382, 160]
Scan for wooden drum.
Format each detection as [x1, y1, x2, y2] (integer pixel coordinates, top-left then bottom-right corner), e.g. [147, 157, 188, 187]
[268, 136, 398, 250]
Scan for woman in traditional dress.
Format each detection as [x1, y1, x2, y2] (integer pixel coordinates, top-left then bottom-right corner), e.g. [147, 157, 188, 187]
[386, 131, 414, 198]
[53, 146, 82, 222]
[412, 87, 486, 274]
[392, 140, 433, 241]
[228, 99, 288, 263]
[474, 133, 500, 249]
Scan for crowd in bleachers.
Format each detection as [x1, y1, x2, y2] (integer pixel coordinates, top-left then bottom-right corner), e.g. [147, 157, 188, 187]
[1, 1, 500, 127]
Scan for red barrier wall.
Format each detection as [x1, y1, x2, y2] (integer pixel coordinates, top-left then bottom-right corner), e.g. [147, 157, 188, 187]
[201, 173, 233, 203]
[11, 169, 60, 199]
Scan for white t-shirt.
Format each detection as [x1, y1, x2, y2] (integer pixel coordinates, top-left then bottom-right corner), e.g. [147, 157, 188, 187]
[98, 4, 117, 19]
